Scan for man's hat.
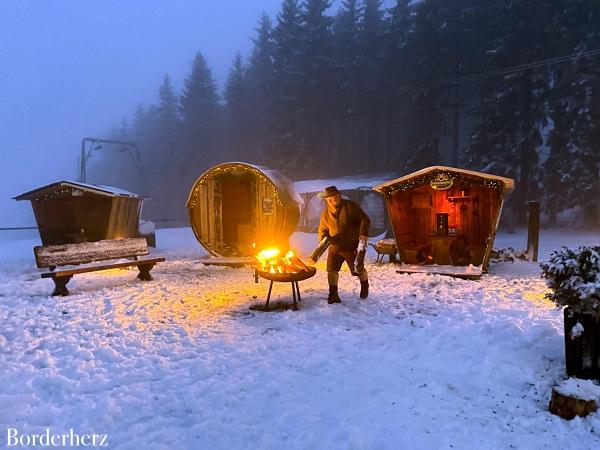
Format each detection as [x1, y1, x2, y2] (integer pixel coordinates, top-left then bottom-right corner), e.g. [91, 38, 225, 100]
[319, 185, 341, 198]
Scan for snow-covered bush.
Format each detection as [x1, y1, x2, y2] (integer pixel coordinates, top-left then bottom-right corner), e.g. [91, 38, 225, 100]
[540, 246, 600, 319]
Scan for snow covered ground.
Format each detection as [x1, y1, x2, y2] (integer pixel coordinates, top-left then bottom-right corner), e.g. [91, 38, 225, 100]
[1, 227, 599, 449]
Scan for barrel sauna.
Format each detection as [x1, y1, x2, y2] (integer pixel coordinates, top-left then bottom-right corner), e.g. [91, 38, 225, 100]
[186, 162, 302, 257]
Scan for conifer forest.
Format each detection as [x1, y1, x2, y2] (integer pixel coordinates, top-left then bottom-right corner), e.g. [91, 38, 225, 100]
[92, 0, 600, 229]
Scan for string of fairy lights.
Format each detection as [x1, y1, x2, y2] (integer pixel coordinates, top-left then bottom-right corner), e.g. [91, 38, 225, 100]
[26, 186, 138, 202]
[380, 169, 506, 198]
[29, 188, 77, 202]
[189, 163, 284, 209]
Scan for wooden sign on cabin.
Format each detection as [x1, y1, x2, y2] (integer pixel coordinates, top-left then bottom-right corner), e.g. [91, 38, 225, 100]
[373, 166, 515, 276]
[261, 197, 274, 215]
[186, 162, 302, 257]
[430, 172, 453, 190]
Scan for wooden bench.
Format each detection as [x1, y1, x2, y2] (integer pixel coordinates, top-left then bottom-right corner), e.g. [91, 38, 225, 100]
[34, 238, 165, 296]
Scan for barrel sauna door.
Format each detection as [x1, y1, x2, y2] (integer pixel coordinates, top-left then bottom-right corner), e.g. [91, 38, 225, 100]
[221, 179, 253, 252]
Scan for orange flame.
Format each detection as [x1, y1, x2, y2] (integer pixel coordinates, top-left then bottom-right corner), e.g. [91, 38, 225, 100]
[255, 248, 308, 273]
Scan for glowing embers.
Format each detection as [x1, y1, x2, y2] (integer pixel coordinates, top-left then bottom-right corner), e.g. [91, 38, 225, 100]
[255, 248, 310, 274]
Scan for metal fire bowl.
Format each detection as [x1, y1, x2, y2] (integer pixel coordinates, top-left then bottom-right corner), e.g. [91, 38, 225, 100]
[256, 266, 316, 282]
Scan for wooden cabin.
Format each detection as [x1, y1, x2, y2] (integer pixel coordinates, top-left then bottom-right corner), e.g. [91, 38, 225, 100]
[373, 166, 514, 274]
[186, 162, 302, 257]
[13, 181, 145, 245]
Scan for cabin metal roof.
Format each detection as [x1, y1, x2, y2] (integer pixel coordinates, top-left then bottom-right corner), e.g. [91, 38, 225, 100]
[13, 181, 145, 201]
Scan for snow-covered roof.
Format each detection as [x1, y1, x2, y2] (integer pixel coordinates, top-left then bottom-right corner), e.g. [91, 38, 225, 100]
[294, 172, 403, 194]
[13, 181, 145, 201]
[373, 166, 515, 193]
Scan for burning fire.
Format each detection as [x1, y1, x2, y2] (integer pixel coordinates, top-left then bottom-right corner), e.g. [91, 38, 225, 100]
[255, 248, 310, 273]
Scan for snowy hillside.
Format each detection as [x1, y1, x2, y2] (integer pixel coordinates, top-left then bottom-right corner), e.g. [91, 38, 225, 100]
[0, 228, 599, 449]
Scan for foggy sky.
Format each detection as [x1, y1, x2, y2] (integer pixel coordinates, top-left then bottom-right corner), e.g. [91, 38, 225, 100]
[0, 0, 286, 227]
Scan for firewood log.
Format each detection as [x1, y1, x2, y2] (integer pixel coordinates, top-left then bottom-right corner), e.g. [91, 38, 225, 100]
[289, 255, 309, 271]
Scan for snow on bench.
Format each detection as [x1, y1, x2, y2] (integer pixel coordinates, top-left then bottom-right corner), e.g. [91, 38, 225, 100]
[34, 238, 165, 296]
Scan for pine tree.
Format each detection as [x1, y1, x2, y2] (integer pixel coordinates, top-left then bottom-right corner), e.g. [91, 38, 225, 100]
[564, 34, 600, 226]
[300, 0, 335, 175]
[96, 0, 600, 229]
[434, 0, 486, 167]
[570, 1, 600, 227]
[131, 104, 156, 218]
[180, 51, 222, 174]
[332, 0, 363, 174]
[271, 0, 307, 175]
[246, 13, 276, 164]
[358, 0, 385, 171]
[542, 0, 589, 226]
[137, 104, 166, 221]
[224, 52, 250, 161]
[544, 98, 571, 226]
[158, 74, 180, 146]
[461, 0, 553, 225]
[384, 0, 414, 169]
[401, 0, 446, 171]
[155, 74, 183, 221]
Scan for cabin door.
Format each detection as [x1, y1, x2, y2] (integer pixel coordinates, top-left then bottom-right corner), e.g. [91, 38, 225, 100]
[221, 179, 253, 253]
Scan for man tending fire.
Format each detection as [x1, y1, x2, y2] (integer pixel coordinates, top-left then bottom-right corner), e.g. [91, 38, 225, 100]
[314, 186, 370, 304]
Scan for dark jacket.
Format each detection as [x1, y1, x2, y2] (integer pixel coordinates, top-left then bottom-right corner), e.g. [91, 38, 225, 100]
[318, 199, 370, 246]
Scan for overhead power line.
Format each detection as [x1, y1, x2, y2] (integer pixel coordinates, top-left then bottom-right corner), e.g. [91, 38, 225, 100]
[397, 47, 600, 95]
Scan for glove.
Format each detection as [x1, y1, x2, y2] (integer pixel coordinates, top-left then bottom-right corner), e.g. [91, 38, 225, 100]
[355, 236, 368, 275]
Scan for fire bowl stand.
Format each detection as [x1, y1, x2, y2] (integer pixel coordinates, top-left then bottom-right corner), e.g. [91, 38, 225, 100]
[263, 279, 302, 310]
[253, 267, 316, 311]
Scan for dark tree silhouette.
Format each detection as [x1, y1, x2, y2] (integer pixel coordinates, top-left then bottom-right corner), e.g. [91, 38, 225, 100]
[180, 52, 222, 175]
[98, 0, 600, 229]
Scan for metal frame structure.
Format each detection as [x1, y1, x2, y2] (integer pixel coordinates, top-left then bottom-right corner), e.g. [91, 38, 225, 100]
[78, 137, 147, 194]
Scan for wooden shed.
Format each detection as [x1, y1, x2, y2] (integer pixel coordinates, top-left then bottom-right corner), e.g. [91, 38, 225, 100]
[186, 162, 302, 257]
[373, 166, 514, 275]
[13, 181, 145, 246]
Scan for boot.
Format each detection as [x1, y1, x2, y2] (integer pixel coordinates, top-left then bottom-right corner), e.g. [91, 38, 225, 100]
[327, 285, 341, 304]
[360, 281, 369, 299]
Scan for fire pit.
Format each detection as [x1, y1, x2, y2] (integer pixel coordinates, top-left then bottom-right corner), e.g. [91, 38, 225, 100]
[252, 249, 317, 311]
